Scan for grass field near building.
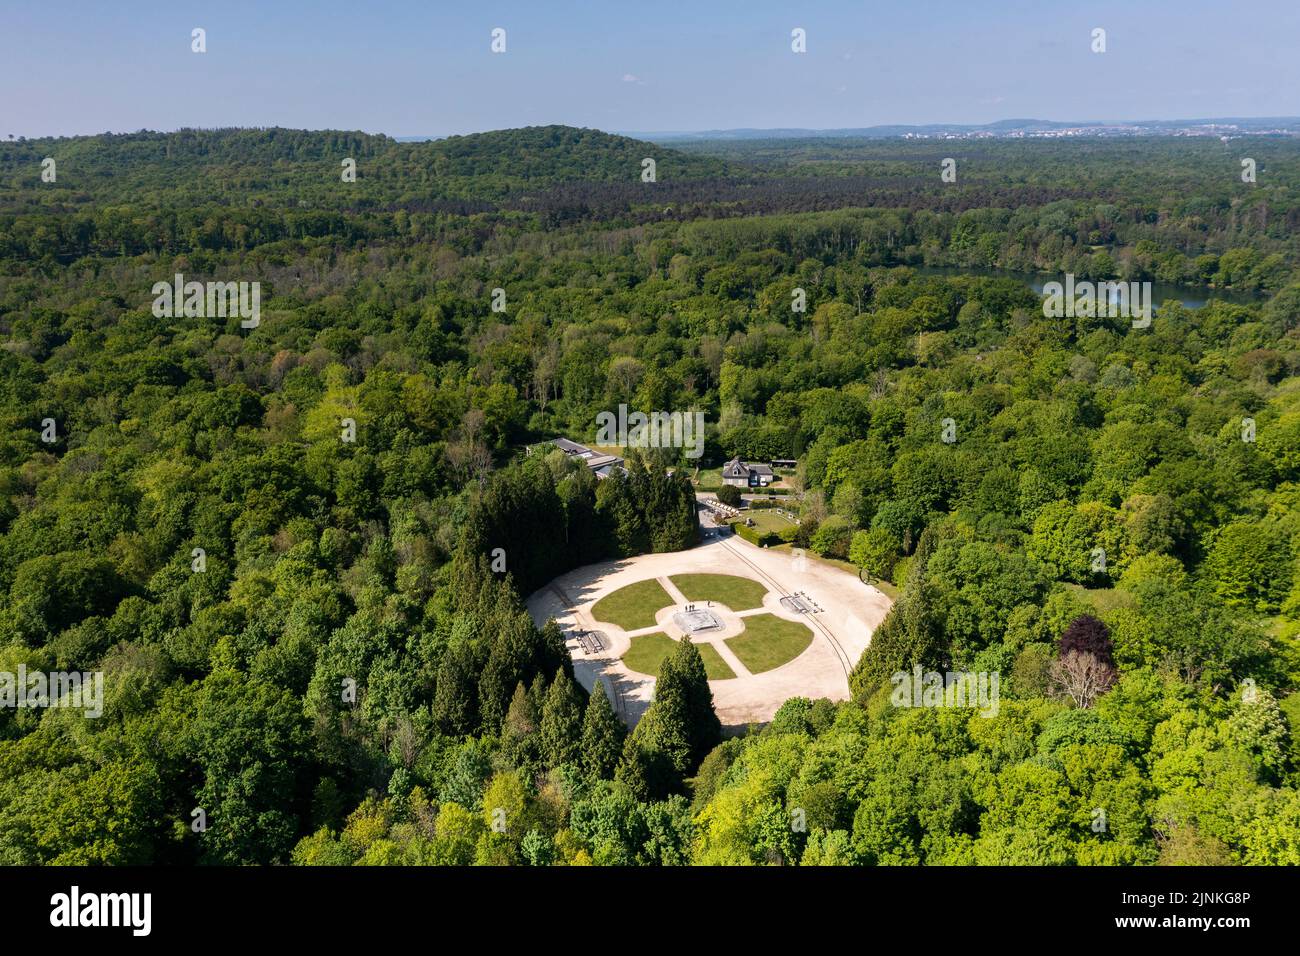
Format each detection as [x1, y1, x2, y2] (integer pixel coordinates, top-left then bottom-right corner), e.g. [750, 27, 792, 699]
[728, 510, 795, 536]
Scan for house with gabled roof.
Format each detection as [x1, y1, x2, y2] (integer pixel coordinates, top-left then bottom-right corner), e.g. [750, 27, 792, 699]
[722, 456, 774, 488]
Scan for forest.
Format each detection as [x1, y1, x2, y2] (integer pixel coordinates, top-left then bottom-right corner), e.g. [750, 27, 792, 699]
[0, 125, 1298, 865]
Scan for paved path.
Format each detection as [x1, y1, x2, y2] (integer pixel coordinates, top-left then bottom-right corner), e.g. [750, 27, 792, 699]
[704, 629, 752, 681]
[526, 531, 893, 730]
[658, 576, 688, 604]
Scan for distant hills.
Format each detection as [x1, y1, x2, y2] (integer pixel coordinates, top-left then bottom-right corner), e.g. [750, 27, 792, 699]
[0, 126, 729, 206]
[6, 121, 1296, 219]
[401, 125, 728, 183]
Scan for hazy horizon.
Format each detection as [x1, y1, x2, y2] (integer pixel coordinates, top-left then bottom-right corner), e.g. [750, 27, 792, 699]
[9, 114, 1300, 144]
[4, 0, 1299, 139]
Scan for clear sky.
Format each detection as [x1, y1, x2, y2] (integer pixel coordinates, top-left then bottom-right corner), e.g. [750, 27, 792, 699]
[4, 0, 1298, 138]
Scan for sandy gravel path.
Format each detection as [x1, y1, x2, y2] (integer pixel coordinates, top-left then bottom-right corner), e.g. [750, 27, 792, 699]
[525, 526, 893, 730]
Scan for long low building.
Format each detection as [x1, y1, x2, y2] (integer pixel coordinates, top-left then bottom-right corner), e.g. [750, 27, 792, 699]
[532, 438, 627, 479]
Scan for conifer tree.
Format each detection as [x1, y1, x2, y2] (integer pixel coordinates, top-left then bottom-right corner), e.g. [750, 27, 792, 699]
[614, 735, 650, 802]
[632, 638, 721, 793]
[503, 682, 537, 740]
[661, 638, 721, 767]
[502, 682, 540, 771]
[431, 641, 480, 736]
[580, 681, 627, 780]
[540, 669, 583, 768]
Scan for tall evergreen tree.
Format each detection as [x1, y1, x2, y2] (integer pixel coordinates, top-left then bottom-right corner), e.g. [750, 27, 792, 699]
[580, 681, 627, 780]
[540, 669, 583, 768]
[431, 641, 480, 736]
[503, 682, 536, 737]
[539, 619, 574, 682]
[477, 611, 543, 732]
[614, 735, 651, 802]
[632, 638, 721, 794]
[502, 681, 540, 771]
[666, 637, 722, 766]
[527, 672, 549, 718]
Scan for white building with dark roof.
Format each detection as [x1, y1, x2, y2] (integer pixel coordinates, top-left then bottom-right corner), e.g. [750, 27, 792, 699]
[722, 456, 775, 488]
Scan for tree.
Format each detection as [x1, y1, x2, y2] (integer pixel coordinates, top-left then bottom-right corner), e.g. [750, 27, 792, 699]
[1050, 650, 1117, 709]
[431, 640, 480, 736]
[810, 515, 853, 560]
[501, 682, 540, 770]
[430, 803, 483, 866]
[1226, 687, 1289, 783]
[1155, 822, 1233, 865]
[540, 669, 583, 768]
[477, 611, 545, 732]
[521, 829, 556, 866]
[186, 668, 310, 865]
[1203, 521, 1292, 612]
[481, 771, 529, 841]
[6, 551, 130, 645]
[850, 527, 900, 580]
[580, 682, 626, 780]
[660, 638, 722, 768]
[631, 638, 721, 797]
[1058, 615, 1114, 667]
[1028, 500, 1125, 584]
[613, 736, 651, 802]
[34, 760, 159, 864]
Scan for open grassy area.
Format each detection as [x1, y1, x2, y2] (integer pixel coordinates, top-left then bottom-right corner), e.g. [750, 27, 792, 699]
[622, 633, 736, 680]
[591, 578, 673, 630]
[726, 614, 814, 674]
[669, 573, 769, 611]
[728, 510, 794, 536]
[1063, 583, 1135, 616]
[694, 468, 725, 491]
[696, 643, 737, 680]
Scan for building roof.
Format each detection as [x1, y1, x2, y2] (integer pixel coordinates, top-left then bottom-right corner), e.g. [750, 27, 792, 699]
[724, 456, 773, 477]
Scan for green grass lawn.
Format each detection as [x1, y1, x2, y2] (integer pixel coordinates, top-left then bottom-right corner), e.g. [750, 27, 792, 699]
[1063, 583, 1134, 616]
[591, 578, 673, 630]
[694, 468, 724, 491]
[670, 573, 769, 611]
[726, 614, 814, 674]
[728, 510, 794, 536]
[622, 633, 736, 680]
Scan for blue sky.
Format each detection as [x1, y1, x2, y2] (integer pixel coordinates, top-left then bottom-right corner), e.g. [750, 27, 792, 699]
[4, 0, 1298, 137]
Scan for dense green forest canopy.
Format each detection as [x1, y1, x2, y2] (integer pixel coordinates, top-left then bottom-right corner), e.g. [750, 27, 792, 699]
[1, 126, 1299, 865]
